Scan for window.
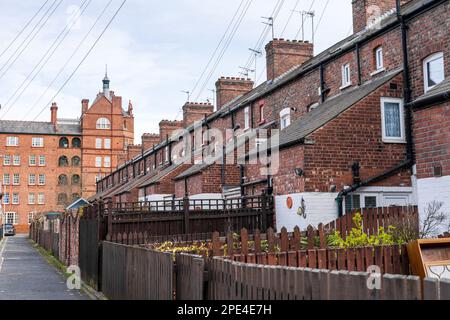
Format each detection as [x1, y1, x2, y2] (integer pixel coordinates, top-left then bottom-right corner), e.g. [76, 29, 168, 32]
[3, 155, 11, 166]
[59, 137, 69, 148]
[38, 174, 46, 186]
[104, 138, 111, 150]
[29, 174, 36, 185]
[38, 193, 45, 205]
[32, 137, 44, 147]
[39, 155, 46, 166]
[72, 175, 80, 185]
[104, 156, 111, 168]
[29, 155, 36, 166]
[95, 157, 102, 168]
[13, 155, 20, 166]
[3, 174, 10, 185]
[12, 193, 19, 205]
[29, 193, 35, 205]
[96, 118, 111, 129]
[244, 107, 250, 130]
[96, 138, 102, 149]
[3, 193, 9, 204]
[345, 194, 361, 212]
[423, 52, 444, 92]
[375, 47, 383, 71]
[381, 97, 405, 143]
[6, 212, 18, 225]
[259, 103, 265, 123]
[57, 193, 68, 205]
[6, 137, 18, 146]
[280, 108, 291, 130]
[365, 196, 377, 208]
[341, 63, 351, 88]
[71, 156, 81, 167]
[72, 138, 81, 148]
[58, 175, 68, 186]
[12, 173, 20, 185]
[28, 212, 35, 224]
[58, 156, 69, 167]
[72, 193, 81, 202]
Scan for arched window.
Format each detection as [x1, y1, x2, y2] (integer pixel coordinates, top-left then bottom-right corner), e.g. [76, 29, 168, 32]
[72, 193, 81, 202]
[423, 52, 444, 92]
[57, 193, 68, 205]
[72, 175, 80, 185]
[58, 156, 69, 167]
[71, 156, 81, 167]
[58, 174, 68, 186]
[96, 118, 111, 130]
[72, 138, 81, 148]
[59, 137, 69, 148]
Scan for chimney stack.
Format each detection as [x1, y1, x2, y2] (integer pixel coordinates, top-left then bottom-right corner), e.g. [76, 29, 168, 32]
[265, 39, 314, 80]
[142, 133, 160, 151]
[159, 120, 184, 143]
[352, 0, 412, 34]
[82, 99, 89, 114]
[183, 102, 214, 128]
[215, 77, 254, 110]
[50, 103, 58, 125]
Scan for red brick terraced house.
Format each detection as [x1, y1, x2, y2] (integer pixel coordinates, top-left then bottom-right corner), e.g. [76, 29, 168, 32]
[93, 0, 448, 232]
[0, 75, 135, 233]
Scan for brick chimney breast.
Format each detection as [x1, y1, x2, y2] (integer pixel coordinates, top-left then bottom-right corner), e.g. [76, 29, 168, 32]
[159, 120, 184, 142]
[352, 0, 412, 34]
[215, 77, 254, 110]
[183, 102, 214, 128]
[265, 39, 314, 81]
[50, 102, 58, 125]
[81, 99, 89, 114]
[141, 133, 160, 151]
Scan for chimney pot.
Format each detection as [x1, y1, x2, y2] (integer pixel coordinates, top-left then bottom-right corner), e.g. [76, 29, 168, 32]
[50, 103, 58, 125]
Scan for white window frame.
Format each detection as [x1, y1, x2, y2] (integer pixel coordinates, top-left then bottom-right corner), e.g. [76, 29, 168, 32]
[12, 173, 20, 185]
[280, 108, 291, 130]
[12, 193, 19, 205]
[39, 155, 46, 166]
[13, 155, 20, 166]
[244, 107, 250, 130]
[29, 174, 36, 186]
[28, 193, 35, 205]
[375, 47, 384, 70]
[104, 156, 111, 168]
[3, 174, 10, 185]
[3, 193, 10, 204]
[341, 63, 351, 88]
[3, 155, 11, 166]
[28, 212, 35, 224]
[95, 157, 102, 168]
[38, 174, 46, 186]
[5, 212, 18, 225]
[6, 137, 18, 147]
[38, 193, 45, 205]
[95, 138, 102, 149]
[32, 137, 44, 148]
[96, 118, 111, 130]
[104, 138, 111, 150]
[380, 97, 406, 143]
[423, 52, 444, 93]
[29, 155, 36, 166]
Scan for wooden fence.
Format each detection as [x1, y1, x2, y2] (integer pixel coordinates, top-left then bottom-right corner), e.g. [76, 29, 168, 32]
[30, 217, 59, 259]
[175, 253, 206, 300]
[102, 241, 173, 300]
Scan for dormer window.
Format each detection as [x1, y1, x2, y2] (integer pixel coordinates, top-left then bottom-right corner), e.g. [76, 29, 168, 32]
[341, 63, 351, 89]
[280, 108, 291, 130]
[375, 47, 384, 71]
[423, 52, 444, 93]
[96, 118, 111, 130]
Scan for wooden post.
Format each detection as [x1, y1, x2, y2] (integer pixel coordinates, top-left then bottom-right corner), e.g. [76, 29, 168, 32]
[423, 278, 440, 300]
[261, 193, 268, 231]
[106, 201, 113, 241]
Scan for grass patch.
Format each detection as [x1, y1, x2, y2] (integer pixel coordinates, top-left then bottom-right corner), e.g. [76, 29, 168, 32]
[30, 240, 71, 278]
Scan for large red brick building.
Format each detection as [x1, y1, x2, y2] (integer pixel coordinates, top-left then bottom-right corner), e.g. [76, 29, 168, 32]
[0, 75, 135, 232]
[94, 0, 448, 233]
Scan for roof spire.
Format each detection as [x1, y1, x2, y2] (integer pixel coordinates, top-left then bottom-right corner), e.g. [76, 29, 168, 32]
[103, 65, 110, 98]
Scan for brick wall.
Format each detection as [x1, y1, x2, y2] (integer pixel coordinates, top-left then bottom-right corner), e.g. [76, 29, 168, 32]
[216, 77, 254, 109]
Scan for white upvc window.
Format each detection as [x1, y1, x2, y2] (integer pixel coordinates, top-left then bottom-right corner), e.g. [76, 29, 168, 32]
[244, 107, 250, 130]
[341, 63, 351, 88]
[32, 137, 44, 147]
[29, 155, 36, 166]
[104, 156, 111, 168]
[6, 212, 18, 225]
[3, 155, 11, 166]
[95, 157, 102, 168]
[3, 174, 10, 185]
[423, 52, 444, 93]
[6, 137, 18, 147]
[104, 138, 111, 150]
[12, 173, 20, 185]
[39, 155, 46, 166]
[13, 155, 20, 166]
[38, 174, 46, 186]
[96, 118, 111, 129]
[29, 174, 36, 185]
[38, 193, 45, 205]
[12, 193, 19, 205]
[375, 47, 384, 70]
[381, 97, 406, 143]
[96, 138, 102, 149]
[28, 193, 35, 205]
[280, 108, 291, 130]
[165, 147, 169, 163]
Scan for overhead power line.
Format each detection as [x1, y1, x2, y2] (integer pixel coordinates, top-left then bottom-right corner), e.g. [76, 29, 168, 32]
[0, 0, 92, 120]
[31, 0, 128, 121]
[0, 0, 50, 61]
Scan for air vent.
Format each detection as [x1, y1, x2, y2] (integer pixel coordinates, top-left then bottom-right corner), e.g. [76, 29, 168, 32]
[390, 83, 398, 90]
[433, 166, 442, 177]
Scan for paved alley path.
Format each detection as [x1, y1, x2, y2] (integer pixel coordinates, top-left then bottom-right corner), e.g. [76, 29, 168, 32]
[0, 235, 89, 300]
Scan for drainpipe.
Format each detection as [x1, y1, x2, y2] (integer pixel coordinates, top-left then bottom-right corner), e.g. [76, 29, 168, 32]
[319, 64, 326, 103]
[336, 1, 414, 217]
[356, 43, 362, 86]
[239, 165, 245, 197]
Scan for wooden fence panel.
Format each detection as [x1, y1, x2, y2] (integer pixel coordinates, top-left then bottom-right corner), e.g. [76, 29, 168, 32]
[176, 253, 205, 300]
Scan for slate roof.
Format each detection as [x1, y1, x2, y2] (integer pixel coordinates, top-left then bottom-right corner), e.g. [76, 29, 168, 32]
[0, 120, 81, 135]
[277, 68, 403, 148]
[138, 163, 186, 188]
[410, 77, 450, 107]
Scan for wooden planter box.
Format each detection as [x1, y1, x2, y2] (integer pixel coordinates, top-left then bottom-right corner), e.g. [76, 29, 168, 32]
[407, 238, 450, 280]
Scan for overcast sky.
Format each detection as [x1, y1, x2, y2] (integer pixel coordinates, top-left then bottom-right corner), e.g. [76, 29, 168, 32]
[0, 0, 352, 139]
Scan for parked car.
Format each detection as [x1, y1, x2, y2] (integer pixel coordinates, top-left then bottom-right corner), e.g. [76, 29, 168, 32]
[3, 224, 15, 236]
